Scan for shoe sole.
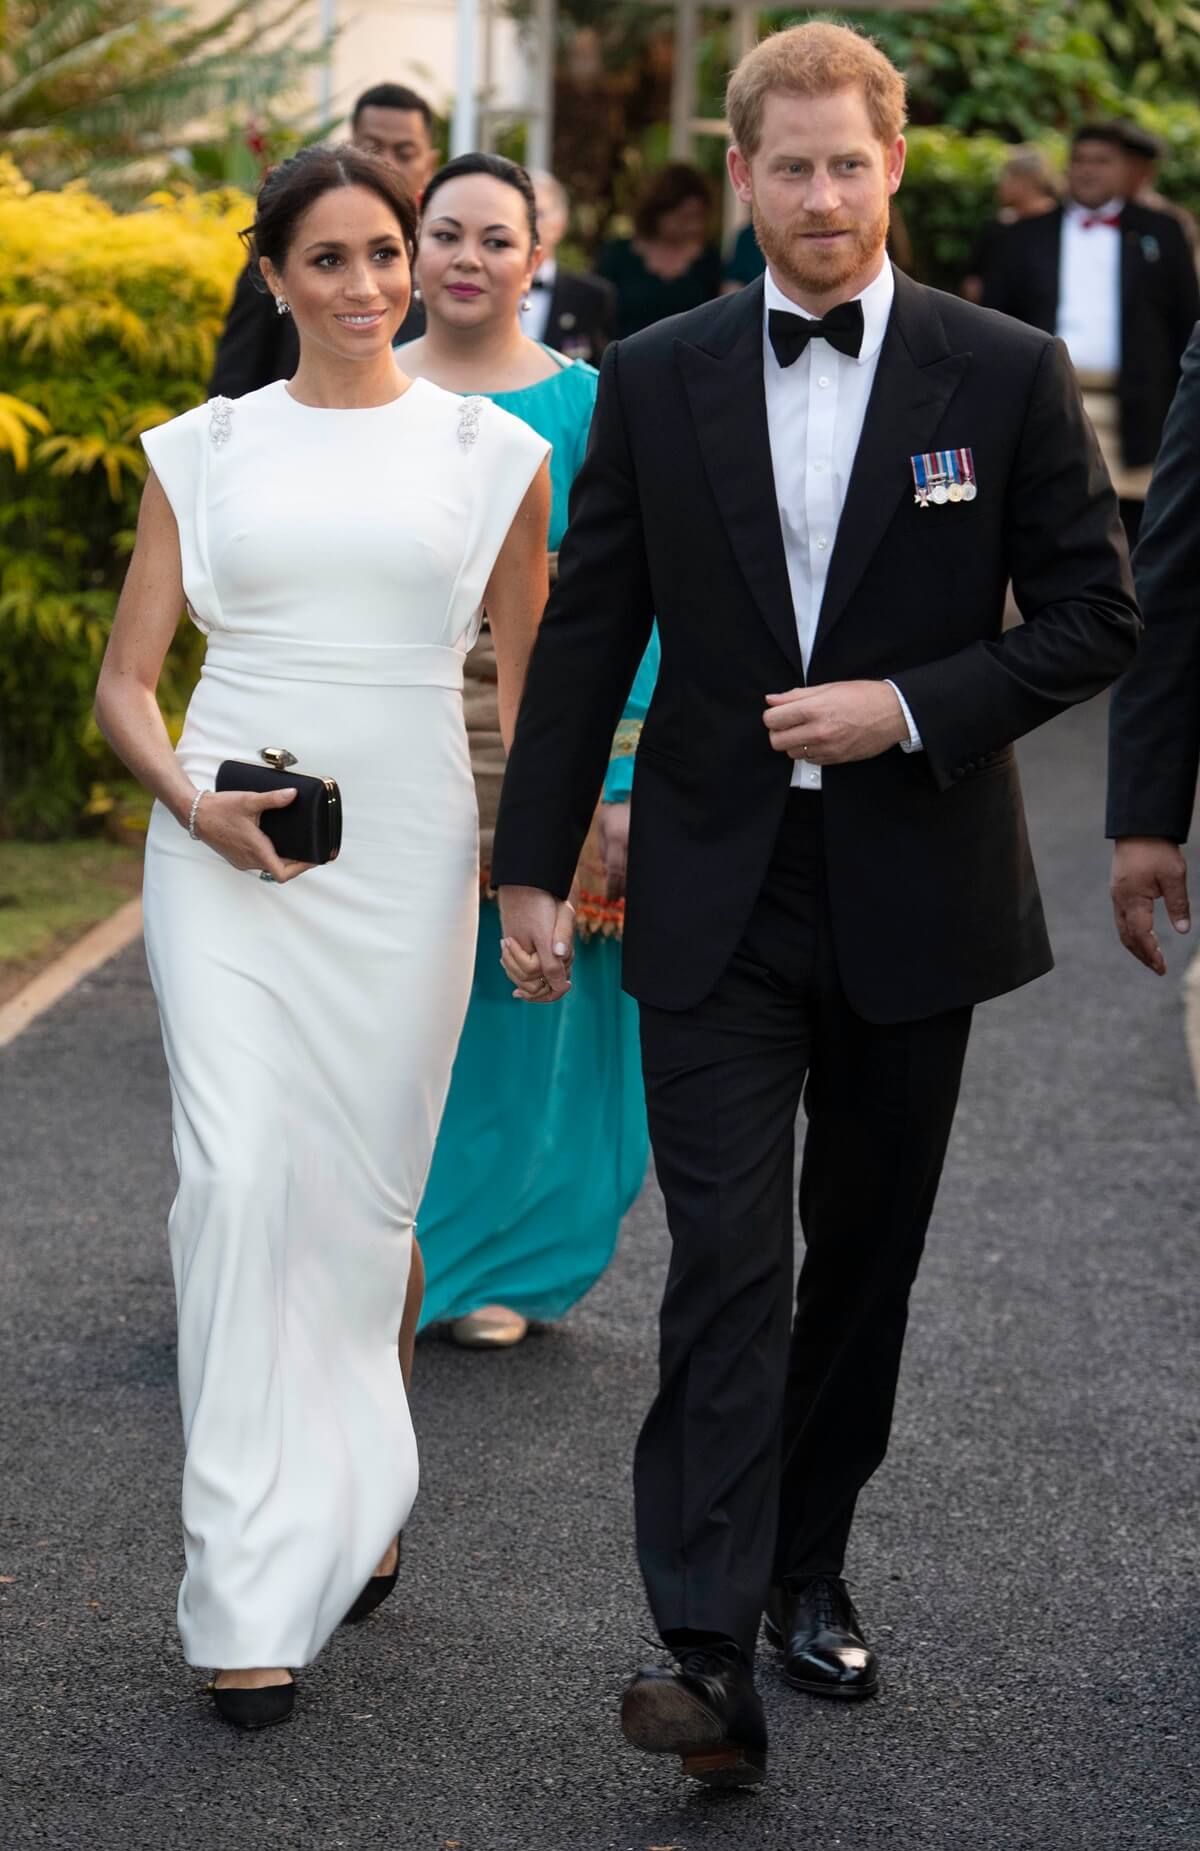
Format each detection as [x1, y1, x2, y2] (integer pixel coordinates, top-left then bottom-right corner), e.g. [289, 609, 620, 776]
[620, 1683, 766, 1788]
[763, 1616, 878, 1701]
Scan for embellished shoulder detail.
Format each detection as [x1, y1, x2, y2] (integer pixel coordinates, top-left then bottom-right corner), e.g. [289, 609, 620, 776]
[209, 396, 234, 447]
[457, 395, 484, 452]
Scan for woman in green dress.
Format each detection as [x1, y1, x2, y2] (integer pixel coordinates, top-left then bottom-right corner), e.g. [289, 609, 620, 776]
[401, 154, 658, 1347]
[595, 163, 722, 339]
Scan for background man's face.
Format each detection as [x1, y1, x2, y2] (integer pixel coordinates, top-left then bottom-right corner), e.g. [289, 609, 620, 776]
[533, 180, 568, 260]
[354, 107, 437, 199]
[1068, 139, 1126, 210]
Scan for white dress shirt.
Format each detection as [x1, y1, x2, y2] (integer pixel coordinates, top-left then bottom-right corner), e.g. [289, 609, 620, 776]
[523, 259, 557, 344]
[1056, 199, 1122, 374]
[762, 259, 920, 789]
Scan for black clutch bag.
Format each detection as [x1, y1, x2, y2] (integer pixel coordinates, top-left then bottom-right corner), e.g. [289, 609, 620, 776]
[215, 747, 343, 864]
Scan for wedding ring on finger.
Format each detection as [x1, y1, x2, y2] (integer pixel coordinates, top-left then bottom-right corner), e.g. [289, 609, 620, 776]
[260, 871, 277, 883]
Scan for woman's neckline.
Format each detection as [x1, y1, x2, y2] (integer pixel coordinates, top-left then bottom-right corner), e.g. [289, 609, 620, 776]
[276, 376, 427, 412]
[396, 339, 571, 399]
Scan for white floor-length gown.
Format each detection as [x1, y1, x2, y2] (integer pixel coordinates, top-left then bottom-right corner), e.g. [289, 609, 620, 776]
[139, 379, 549, 1669]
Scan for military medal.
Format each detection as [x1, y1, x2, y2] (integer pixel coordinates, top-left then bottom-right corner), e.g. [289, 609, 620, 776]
[910, 447, 978, 507]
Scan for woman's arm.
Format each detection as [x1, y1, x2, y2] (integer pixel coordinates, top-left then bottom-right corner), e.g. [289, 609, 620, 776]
[94, 471, 309, 881]
[484, 457, 552, 753]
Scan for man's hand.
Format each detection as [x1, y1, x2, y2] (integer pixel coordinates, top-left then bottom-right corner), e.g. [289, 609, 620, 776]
[497, 885, 574, 1002]
[763, 681, 910, 764]
[597, 800, 631, 900]
[1111, 837, 1191, 975]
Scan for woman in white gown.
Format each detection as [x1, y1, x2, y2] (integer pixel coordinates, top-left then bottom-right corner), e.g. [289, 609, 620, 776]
[94, 145, 558, 1728]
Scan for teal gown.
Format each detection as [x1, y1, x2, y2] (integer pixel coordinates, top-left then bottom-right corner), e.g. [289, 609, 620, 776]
[416, 351, 658, 1325]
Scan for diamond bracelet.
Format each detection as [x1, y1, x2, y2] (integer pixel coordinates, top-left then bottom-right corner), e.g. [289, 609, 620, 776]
[186, 789, 208, 840]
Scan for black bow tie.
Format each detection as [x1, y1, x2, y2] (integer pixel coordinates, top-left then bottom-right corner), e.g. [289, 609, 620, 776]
[768, 299, 864, 367]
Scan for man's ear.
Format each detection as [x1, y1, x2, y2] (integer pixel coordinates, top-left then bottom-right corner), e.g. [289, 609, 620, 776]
[728, 144, 753, 207]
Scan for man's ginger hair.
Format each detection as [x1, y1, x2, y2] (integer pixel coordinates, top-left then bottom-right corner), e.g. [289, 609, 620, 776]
[726, 21, 908, 156]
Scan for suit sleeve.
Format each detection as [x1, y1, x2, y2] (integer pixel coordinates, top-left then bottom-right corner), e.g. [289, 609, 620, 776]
[893, 337, 1140, 789]
[208, 263, 279, 399]
[1107, 325, 1200, 840]
[491, 341, 655, 897]
[1165, 220, 1200, 364]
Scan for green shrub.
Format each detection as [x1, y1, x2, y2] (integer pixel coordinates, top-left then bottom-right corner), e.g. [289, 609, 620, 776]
[0, 158, 248, 838]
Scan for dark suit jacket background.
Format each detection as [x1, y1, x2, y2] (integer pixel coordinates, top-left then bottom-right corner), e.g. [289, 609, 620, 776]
[540, 270, 616, 364]
[208, 262, 427, 398]
[1108, 320, 1200, 840]
[981, 201, 1199, 467]
[491, 271, 1138, 1024]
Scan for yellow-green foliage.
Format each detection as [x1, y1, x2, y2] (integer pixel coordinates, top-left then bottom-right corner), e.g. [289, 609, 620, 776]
[0, 156, 250, 836]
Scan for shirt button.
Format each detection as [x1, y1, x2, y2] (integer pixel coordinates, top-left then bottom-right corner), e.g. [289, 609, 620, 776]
[816, 537, 828, 550]
[818, 375, 830, 388]
[814, 460, 827, 473]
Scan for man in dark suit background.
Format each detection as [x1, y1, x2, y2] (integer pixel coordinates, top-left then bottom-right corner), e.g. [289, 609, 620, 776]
[982, 122, 1199, 545]
[525, 169, 615, 363]
[1108, 324, 1200, 971]
[209, 83, 436, 398]
[491, 22, 1138, 1788]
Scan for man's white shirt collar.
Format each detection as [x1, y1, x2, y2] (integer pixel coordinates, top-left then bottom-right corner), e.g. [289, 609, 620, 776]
[1064, 198, 1123, 224]
[763, 258, 895, 367]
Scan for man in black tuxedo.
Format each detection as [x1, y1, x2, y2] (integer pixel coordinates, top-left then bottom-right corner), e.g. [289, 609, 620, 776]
[1108, 324, 1200, 970]
[982, 122, 1199, 545]
[526, 170, 616, 364]
[492, 22, 1138, 1787]
[209, 83, 435, 398]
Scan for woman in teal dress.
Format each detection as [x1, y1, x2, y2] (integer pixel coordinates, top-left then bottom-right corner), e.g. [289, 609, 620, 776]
[401, 153, 657, 1347]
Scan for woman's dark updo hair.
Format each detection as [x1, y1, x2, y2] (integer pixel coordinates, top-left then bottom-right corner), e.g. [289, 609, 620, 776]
[633, 162, 712, 241]
[420, 153, 539, 249]
[242, 145, 419, 282]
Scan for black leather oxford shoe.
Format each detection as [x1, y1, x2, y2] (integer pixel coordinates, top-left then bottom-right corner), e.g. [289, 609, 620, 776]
[764, 1575, 878, 1699]
[619, 1644, 767, 1787]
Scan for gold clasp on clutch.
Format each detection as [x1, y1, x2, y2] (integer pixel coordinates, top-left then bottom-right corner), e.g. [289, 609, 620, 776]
[260, 746, 298, 772]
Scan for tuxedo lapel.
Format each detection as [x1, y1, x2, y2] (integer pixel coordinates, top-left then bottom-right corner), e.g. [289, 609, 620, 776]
[676, 280, 804, 676]
[814, 271, 969, 650]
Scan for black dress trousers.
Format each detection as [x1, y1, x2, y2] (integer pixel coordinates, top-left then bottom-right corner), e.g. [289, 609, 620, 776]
[634, 793, 973, 1660]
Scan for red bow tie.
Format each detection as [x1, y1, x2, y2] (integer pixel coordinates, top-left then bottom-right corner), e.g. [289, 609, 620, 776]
[1081, 211, 1121, 230]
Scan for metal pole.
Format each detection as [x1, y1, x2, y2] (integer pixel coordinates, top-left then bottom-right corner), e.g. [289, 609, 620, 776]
[526, 0, 556, 172]
[669, 0, 699, 161]
[318, 0, 336, 124]
[452, 0, 480, 157]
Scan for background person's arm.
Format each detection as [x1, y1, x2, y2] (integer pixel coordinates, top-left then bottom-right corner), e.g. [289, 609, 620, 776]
[1109, 325, 1200, 970]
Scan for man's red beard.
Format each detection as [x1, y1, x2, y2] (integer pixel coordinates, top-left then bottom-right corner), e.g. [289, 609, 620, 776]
[752, 196, 890, 298]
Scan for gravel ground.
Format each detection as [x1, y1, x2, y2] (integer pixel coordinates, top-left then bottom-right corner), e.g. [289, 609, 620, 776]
[1, 695, 1196, 1850]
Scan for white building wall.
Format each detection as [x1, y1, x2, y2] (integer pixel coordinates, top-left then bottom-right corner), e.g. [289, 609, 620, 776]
[315, 0, 528, 135]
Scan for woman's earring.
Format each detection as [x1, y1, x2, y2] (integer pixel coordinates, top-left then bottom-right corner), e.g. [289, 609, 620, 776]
[520, 295, 531, 313]
[412, 285, 422, 302]
[275, 296, 290, 316]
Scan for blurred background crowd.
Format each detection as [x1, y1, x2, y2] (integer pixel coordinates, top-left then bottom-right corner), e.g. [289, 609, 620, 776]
[5, 0, 1200, 860]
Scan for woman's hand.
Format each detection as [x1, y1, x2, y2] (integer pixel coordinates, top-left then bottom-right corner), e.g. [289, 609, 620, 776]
[499, 893, 576, 1002]
[194, 788, 315, 883]
[597, 800, 631, 900]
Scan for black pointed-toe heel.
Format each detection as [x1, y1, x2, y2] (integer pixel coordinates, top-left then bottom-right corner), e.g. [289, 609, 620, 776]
[341, 1532, 402, 1626]
[210, 1678, 296, 1731]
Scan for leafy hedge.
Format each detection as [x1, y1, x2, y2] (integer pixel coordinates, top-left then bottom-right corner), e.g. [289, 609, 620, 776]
[0, 157, 248, 837]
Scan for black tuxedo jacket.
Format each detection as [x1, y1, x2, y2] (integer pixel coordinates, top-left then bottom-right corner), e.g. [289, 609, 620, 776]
[540, 270, 616, 365]
[208, 261, 426, 398]
[981, 202, 1199, 468]
[491, 269, 1138, 1022]
[1108, 321, 1200, 840]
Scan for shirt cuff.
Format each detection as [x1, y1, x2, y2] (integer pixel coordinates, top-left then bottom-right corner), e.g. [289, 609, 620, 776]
[886, 680, 923, 754]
